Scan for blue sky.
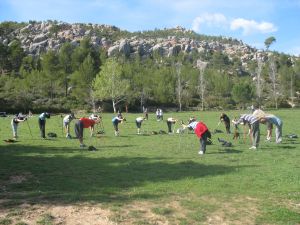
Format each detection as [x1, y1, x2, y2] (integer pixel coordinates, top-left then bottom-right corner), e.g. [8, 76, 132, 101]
[1, 0, 300, 56]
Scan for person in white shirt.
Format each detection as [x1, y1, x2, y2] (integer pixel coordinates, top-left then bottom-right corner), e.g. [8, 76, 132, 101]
[135, 117, 146, 134]
[11, 113, 27, 139]
[63, 113, 76, 138]
[167, 117, 177, 134]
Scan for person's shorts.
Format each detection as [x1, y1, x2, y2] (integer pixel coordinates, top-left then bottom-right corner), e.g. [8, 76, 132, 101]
[136, 121, 142, 128]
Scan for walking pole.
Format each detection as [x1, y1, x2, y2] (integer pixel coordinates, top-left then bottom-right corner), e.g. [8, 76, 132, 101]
[61, 115, 64, 137]
[26, 119, 33, 138]
[100, 119, 105, 133]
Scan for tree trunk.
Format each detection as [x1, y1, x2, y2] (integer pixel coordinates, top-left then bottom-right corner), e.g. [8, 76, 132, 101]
[112, 100, 117, 113]
[140, 94, 144, 113]
[65, 78, 68, 97]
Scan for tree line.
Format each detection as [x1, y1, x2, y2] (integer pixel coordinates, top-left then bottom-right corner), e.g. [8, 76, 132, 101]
[0, 35, 300, 113]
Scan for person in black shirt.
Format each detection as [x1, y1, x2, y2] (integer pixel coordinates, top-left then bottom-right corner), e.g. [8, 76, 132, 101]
[219, 113, 231, 134]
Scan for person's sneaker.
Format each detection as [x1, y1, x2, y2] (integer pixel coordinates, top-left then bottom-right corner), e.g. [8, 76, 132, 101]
[80, 144, 86, 148]
[249, 146, 257, 150]
[198, 150, 204, 155]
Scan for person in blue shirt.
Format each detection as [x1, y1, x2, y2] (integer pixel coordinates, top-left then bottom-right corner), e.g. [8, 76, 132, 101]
[112, 114, 125, 136]
[38, 112, 50, 138]
[260, 114, 283, 143]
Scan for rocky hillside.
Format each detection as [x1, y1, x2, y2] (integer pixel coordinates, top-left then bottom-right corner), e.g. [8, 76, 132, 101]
[1, 21, 265, 66]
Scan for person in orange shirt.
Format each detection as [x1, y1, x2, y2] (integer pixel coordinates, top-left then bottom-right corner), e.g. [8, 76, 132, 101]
[74, 116, 101, 147]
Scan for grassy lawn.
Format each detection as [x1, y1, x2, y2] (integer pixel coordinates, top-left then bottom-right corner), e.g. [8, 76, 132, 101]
[0, 110, 299, 225]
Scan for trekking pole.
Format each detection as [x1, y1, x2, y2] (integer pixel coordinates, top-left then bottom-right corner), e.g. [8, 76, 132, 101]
[26, 119, 33, 138]
[61, 115, 64, 137]
[100, 119, 105, 133]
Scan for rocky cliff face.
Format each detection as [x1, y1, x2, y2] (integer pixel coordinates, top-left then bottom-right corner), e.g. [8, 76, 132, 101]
[1, 21, 265, 64]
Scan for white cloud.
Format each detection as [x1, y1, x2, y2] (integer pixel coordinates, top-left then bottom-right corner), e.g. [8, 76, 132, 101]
[192, 13, 277, 36]
[230, 18, 277, 35]
[192, 13, 228, 32]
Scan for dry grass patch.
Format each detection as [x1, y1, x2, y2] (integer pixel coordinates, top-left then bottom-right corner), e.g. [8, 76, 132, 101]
[205, 196, 259, 225]
[0, 203, 114, 225]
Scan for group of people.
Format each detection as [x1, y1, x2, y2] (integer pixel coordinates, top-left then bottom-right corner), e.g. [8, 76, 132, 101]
[218, 109, 283, 150]
[8, 108, 283, 155]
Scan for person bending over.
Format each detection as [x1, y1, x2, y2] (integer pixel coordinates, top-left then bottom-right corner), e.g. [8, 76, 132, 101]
[260, 114, 283, 144]
[219, 113, 231, 134]
[38, 112, 50, 139]
[11, 113, 27, 139]
[183, 119, 211, 155]
[232, 114, 260, 150]
[74, 117, 100, 147]
[63, 113, 76, 138]
[167, 117, 177, 134]
[136, 116, 146, 134]
[112, 114, 125, 136]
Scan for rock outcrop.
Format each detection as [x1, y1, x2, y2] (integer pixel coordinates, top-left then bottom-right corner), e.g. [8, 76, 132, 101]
[1, 21, 259, 64]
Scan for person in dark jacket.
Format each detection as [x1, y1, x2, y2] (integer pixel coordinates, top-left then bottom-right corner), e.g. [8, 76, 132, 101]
[219, 113, 231, 134]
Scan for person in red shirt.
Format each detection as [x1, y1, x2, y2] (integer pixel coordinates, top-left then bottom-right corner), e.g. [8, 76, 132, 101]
[183, 120, 211, 155]
[75, 117, 101, 147]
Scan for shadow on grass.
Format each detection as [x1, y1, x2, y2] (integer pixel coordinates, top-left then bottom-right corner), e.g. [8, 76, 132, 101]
[276, 145, 296, 149]
[209, 148, 244, 154]
[0, 144, 253, 207]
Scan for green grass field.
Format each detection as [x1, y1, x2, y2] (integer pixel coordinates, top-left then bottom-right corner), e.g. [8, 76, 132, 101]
[0, 110, 299, 225]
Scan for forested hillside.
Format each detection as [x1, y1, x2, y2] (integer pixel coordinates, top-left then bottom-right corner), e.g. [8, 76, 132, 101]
[0, 20, 299, 113]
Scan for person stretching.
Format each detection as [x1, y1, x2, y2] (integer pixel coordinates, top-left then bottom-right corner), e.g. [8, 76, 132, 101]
[167, 117, 177, 134]
[38, 112, 50, 139]
[219, 113, 231, 134]
[136, 117, 146, 134]
[260, 114, 283, 144]
[232, 114, 260, 149]
[63, 113, 76, 138]
[183, 119, 211, 155]
[74, 117, 100, 147]
[11, 113, 27, 139]
[112, 114, 125, 136]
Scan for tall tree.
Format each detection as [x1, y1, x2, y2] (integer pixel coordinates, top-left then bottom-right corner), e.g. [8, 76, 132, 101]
[231, 80, 254, 109]
[269, 55, 279, 109]
[0, 43, 9, 75]
[175, 62, 183, 111]
[8, 40, 25, 73]
[41, 50, 61, 99]
[93, 58, 130, 113]
[255, 56, 264, 107]
[70, 54, 97, 109]
[196, 59, 208, 110]
[59, 42, 74, 96]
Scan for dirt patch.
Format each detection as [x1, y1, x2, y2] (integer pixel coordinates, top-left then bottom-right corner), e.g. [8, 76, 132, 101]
[0, 195, 260, 225]
[0, 173, 32, 192]
[205, 196, 259, 225]
[0, 203, 115, 225]
[8, 175, 29, 184]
